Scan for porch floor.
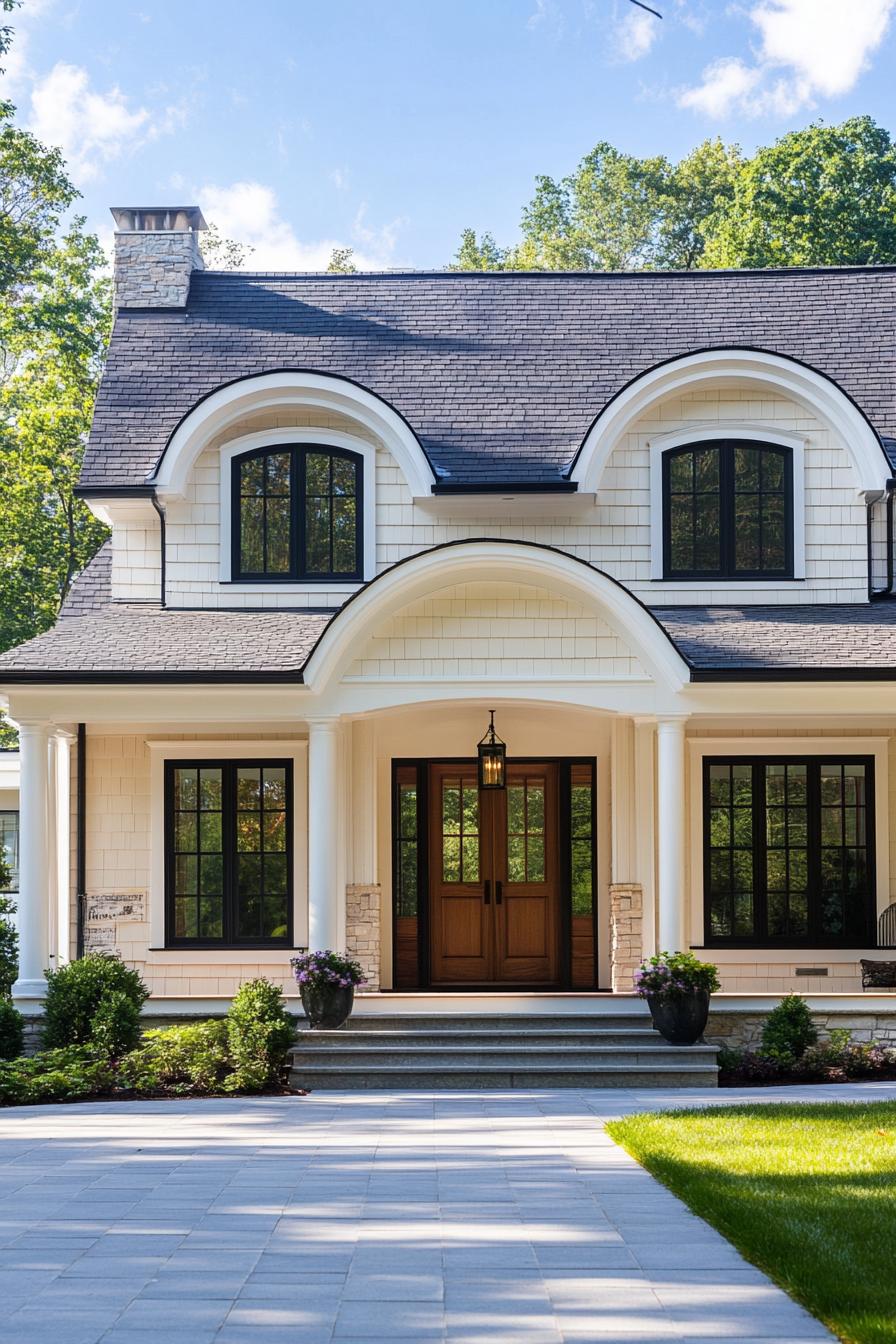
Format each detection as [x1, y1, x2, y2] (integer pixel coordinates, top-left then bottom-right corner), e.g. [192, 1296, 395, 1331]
[0, 1084, 877, 1342]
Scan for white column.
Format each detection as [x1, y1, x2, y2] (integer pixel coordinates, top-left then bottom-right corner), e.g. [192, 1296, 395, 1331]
[13, 722, 52, 1000]
[633, 717, 657, 957]
[307, 718, 341, 951]
[54, 734, 72, 967]
[657, 715, 688, 954]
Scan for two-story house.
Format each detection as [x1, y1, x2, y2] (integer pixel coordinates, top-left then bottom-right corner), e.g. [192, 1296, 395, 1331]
[3, 205, 896, 1057]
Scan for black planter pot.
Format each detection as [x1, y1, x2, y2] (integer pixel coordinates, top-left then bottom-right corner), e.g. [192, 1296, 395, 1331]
[647, 989, 710, 1046]
[301, 984, 355, 1030]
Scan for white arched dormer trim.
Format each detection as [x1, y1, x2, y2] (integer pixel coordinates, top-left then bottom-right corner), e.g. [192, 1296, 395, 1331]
[647, 424, 808, 581]
[219, 428, 377, 585]
[149, 370, 435, 501]
[569, 348, 891, 497]
[302, 539, 690, 695]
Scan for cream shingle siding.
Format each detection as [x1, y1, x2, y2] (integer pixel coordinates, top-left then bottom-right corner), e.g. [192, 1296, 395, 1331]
[110, 387, 869, 608]
[344, 581, 648, 682]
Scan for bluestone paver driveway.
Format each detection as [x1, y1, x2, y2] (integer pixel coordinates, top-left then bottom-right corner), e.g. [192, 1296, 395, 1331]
[2, 1083, 892, 1343]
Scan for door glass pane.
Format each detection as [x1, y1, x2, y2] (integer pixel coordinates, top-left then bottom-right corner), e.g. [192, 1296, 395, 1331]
[442, 777, 478, 883]
[397, 778, 419, 917]
[506, 777, 547, 884]
[570, 772, 594, 915]
[706, 762, 755, 939]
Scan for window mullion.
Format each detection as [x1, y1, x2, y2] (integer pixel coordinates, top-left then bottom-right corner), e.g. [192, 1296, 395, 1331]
[753, 762, 767, 941]
[222, 764, 236, 945]
[806, 763, 821, 943]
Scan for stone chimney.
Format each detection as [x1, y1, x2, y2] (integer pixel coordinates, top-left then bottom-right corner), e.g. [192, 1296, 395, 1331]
[110, 206, 207, 309]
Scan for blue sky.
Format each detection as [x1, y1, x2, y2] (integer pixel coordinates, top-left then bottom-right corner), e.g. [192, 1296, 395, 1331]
[3, 0, 896, 268]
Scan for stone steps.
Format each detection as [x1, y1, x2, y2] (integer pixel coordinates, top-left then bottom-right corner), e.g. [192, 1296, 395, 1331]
[288, 1011, 718, 1090]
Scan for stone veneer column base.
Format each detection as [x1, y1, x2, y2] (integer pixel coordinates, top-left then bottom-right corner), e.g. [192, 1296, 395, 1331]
[609, 883, 643, 993]
[345, 884, 382, 992]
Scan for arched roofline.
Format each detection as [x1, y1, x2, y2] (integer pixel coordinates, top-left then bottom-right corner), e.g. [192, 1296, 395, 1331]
[302, 538, 691, 693]
[148, 369, 436, 500]
[568, 346, 891, 495]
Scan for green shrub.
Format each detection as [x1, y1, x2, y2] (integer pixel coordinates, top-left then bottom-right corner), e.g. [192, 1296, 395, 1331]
[0, 893, 18, 1000]
[760, 994, 818, 1064]
[225, 978, 295, 1093]
[119, 1020, 229, 1094]
[43, 954, 149, 1050]
[89, 990, 143, 1058]
[0, 1046, 114, 1106]
[0, 1000, 24, 1060]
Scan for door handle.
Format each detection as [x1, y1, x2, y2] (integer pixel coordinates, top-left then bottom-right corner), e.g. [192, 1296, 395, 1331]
[484, 879, 491, 905]
[495, 880, 503, 905]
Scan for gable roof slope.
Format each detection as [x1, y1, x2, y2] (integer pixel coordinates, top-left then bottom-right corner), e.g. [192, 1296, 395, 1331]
[81, 267, 896, 490]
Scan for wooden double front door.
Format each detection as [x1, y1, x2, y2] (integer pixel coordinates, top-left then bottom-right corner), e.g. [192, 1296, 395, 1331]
[429, 761, 561, 986]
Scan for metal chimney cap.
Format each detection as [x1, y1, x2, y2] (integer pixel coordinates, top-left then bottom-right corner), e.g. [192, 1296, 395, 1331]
[110, 206, 208, 232]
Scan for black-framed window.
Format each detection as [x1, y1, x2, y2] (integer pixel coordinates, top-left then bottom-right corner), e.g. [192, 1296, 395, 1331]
[704, 756, 875, 947]
[0, 811, 18, 894]
[232, 444, 362, 581]
[165, 760, 293, 947]
[663, 440, 793, 579]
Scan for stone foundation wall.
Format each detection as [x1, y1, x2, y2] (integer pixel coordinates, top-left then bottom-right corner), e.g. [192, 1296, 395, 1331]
[609, 883, 643, 993]
[707, 1006, 896, 1050]
[346, 883, 381, 992]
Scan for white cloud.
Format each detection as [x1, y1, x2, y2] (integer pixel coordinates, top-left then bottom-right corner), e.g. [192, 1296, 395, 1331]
[198, 181, 407, 271]
[527, 0, 565, 33]
[677, 55, 762, 116]
[328, 167, 349, 191]
[612, 8, 659, 62]
[678, 0, 896, 117]
[28, 62, 151, 180]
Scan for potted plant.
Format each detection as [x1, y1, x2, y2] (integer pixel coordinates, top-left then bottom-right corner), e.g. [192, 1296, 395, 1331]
[290, 950, 366, 1030]
[634, 951, 721, 1046]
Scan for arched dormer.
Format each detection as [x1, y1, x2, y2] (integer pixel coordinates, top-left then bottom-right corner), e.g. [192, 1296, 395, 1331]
[149, 370, 435, 502]
[569, 348, 891, 497]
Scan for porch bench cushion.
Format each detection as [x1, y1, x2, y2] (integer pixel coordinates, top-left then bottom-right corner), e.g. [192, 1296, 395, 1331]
[860, 959, 896, 990]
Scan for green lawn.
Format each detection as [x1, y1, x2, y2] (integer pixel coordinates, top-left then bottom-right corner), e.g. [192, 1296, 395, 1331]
[607, 1102, 896, 1344]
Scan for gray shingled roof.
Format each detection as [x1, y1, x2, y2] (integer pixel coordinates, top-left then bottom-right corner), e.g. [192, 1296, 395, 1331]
[81, 267, 896, 490]
[59, 541, 112, 617]
[660, 604, 896, 675]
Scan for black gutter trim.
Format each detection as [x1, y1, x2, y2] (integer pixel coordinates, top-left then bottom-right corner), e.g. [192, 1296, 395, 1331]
[0, 671, 307, 685]
[73, 485, 156, 498]
[150, 495, 166, 608]
[690, 666, 896, 682]
[431, 481, 579, 495]
[76, 724, 86, 960]
[565, 343, 893, 481]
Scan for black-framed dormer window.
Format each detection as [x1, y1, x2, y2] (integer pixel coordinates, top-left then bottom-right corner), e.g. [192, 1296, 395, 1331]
[165, 759, 293, 947]
[663, 440, 793, 579]
[232, 444, 362, 581]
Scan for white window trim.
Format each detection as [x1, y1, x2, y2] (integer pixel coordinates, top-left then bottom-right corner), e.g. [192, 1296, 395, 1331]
[147, 739, 308, 956]
[648, 424, 807, 583]
[686, 736, 890, 949]
[218, 428, 376, 586]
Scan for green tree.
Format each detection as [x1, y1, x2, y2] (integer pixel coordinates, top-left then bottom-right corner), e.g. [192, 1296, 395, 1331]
[200, 222, 254, 270]
[702, 116, 896, 268]
[453, 118, 896, 272]
[326, 246, 358, 273]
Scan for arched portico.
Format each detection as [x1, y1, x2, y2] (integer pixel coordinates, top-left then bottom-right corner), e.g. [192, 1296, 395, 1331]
[303, 539, 690, 698]
[569, 347, 891, 496]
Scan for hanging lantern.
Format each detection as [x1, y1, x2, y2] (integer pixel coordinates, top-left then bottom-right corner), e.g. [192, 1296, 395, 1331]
[477, 710, 507, 790]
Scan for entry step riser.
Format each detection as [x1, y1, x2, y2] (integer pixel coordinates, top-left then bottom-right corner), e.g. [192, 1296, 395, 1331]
[288, 1011, 718, 1090]
[295, 1068, 718, 1090]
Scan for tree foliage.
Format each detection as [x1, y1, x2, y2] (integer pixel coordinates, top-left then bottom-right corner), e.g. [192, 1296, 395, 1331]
[200, 222, 254, 270]
[453, 117, 896, 272]
[327, 246, 358, 273]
